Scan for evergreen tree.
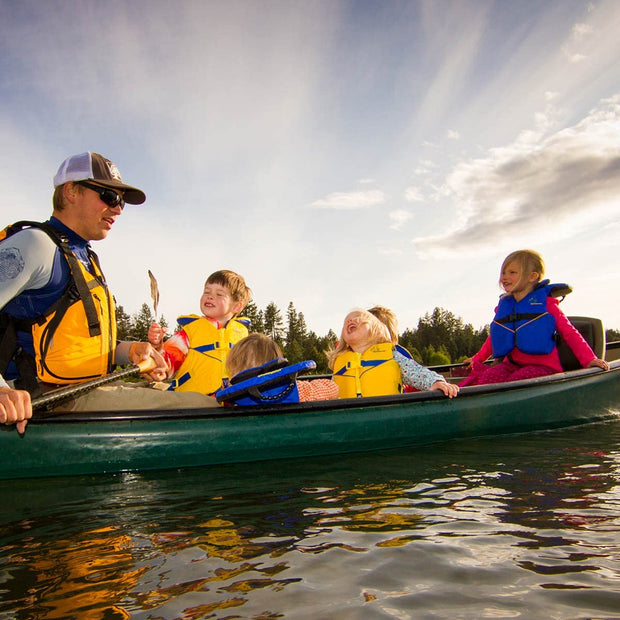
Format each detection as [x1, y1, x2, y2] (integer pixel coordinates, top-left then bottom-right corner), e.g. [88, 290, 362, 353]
[408, 347, 423, 363]
[132, 303, 154, 341]
[243, 300, 264, 333]
[263, 301, 285, 344]
[116, 305, 132, 341]
[286, 302, 300, 344]
[302, 331, 334, 374]
[285, 302, 308, 362]
[606, 328, 620, 342]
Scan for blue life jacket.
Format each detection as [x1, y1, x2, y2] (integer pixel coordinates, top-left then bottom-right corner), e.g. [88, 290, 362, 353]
[489, 280, 571, 357]
[215, 358, 316, 406]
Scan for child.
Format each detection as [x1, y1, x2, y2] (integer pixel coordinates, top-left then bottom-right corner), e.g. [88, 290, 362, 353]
[328, 309, 458, 398]
[460, 249, 609, 387]
[148, 269, 252, 395]
[223, 333, 339, 402]
[368, 305, 418, 392]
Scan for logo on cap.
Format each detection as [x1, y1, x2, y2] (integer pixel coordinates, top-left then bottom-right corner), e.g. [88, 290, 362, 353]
[105, 159, 123, 182]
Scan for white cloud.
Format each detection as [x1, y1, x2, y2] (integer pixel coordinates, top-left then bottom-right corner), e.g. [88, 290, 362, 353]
[413, 96, 620, 257]
[389, 209, 413, 230]
[563, 51, 587, 63]
[413, 160, 437, 175]
[311, 190, 386, 210]
[404, 187, 424, 202]
[447, 129, 460, 140]
[572, 23, 593, 41]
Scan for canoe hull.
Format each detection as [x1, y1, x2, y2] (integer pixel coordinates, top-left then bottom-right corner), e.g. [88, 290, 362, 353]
[2, 362, 619, 480]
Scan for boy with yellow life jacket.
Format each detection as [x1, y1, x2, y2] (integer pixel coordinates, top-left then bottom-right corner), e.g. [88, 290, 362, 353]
[148, 270, 252, 395]
[328, 309, 458, 399]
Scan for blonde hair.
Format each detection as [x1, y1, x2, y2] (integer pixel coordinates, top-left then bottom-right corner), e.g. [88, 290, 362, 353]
[226, 333, 282, 378]
[368, 305, 399, 345]
[327, 309, 391, 370]
[500, 249, 545, 291]
[205, 270, 252, 310]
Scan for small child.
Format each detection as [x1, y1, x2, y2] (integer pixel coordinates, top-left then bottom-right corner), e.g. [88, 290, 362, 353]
[148, 269, 252, 395]
[460, 249, 609, 387]
[224, 333, 339, 402]
[368, 305, 418, 392]
[328, 309, 458, 398]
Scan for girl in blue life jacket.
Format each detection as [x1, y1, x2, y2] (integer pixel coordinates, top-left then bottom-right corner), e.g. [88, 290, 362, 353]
[328, 309, 458, 399]
[460, 249, 609, 387]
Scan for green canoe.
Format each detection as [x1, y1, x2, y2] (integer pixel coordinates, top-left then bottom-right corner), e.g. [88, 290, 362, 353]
[2, 353, 619, 480]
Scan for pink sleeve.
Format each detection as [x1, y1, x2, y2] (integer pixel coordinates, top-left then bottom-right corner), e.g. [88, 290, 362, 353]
[472, 336, 493, 363]
[547, 298, 597, 367]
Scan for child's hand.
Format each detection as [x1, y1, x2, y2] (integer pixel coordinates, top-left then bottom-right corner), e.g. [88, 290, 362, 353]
[588, 358, 610, 371]
[148, 322, 167, 350]
[431, 380, 459, 398]
[463, 357, 474, 371]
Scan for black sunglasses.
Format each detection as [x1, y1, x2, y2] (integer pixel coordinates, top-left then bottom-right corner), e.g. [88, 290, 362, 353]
[77, 181, 125, 210]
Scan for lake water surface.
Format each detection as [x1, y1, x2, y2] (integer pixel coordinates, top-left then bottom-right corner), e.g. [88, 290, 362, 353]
[1, 419, 620, 619]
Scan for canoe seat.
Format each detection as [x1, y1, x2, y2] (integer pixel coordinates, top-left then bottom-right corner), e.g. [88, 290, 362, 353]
[557, 316, 605, 371]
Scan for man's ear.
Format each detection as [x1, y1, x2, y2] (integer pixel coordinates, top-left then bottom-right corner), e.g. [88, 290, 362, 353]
[63, 182, 79, 204]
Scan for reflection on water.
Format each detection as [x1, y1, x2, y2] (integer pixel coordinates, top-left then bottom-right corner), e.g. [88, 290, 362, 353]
[1, 420, 619, 619]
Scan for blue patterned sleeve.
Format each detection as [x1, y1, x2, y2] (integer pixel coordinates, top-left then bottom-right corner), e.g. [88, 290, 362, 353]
[393, 349, 446, 391]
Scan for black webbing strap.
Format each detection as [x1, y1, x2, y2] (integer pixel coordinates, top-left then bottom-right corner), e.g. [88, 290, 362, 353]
[494, 312, 545, 325]
[53, 235, 101, 337]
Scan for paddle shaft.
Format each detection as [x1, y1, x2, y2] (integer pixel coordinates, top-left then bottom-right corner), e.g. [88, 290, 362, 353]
[31, 358, 155, 411]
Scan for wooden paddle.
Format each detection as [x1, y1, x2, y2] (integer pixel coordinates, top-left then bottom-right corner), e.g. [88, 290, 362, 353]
[148, 269, 160, 320]
[31, 358, 156, 411]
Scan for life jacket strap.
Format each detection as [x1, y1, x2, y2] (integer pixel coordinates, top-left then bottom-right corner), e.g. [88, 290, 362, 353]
[169, 371, 191, 390]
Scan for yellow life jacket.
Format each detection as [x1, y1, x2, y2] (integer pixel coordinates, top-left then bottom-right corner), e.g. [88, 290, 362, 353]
[332, 342, 402, 398]
[1, 221, 117, 385]
[170, 314, 249, 395]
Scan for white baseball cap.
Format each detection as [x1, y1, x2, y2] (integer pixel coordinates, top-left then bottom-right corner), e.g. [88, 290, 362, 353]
[53, 152, 146, 205]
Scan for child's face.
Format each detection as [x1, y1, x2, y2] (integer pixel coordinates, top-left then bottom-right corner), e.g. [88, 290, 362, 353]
[200, 283, 242, 323]
[341, 311, 372, 350]
[501, 261, 538, 300]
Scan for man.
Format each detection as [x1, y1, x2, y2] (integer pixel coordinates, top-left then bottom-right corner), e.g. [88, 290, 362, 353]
[0, 152, 211, 433]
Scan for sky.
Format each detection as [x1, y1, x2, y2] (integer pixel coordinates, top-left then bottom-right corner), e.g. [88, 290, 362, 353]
[1, 0, 619, 339]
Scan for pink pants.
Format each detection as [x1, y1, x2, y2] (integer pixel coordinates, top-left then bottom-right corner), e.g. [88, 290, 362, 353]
[459, 359, 557, 387]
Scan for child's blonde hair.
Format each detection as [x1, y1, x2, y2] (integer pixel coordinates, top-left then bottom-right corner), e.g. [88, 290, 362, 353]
[327, 309, 391, 370]
[500, 250, 545, 291]
[226, 333, 282, 378]
[368, 305, 399, 345]
[205, 270, 252, 310]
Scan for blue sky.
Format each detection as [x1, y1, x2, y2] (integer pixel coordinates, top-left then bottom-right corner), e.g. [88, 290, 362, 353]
[1, 0, 619, 338]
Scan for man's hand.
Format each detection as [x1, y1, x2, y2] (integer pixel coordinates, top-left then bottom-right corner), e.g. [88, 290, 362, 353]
[129, 342, 169, 382]
[0, 387, 32, 434]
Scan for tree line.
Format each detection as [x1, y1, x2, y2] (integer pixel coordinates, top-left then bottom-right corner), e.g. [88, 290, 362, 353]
[117, 301, 620, 375]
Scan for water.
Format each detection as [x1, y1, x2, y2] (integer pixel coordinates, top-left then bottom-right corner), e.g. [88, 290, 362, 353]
[1, 419, 620, 619]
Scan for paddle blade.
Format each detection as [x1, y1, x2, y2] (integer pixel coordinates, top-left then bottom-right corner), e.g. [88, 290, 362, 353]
[148, 269, 160, 318]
